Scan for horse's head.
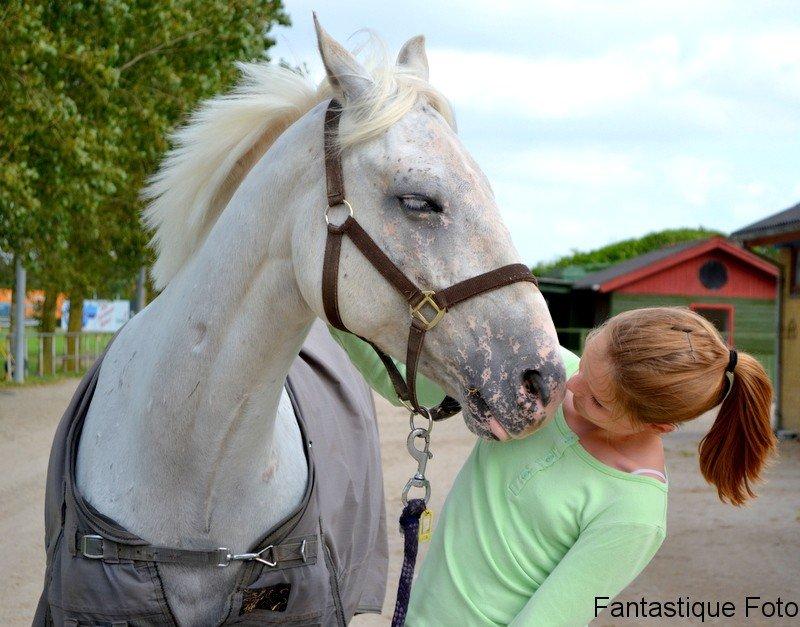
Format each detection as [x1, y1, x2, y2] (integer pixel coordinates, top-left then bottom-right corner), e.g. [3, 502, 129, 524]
[297, 19, 565, 439]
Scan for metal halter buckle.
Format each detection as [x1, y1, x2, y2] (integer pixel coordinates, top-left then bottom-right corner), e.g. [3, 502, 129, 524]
[80, 534, 104, 559]
[410, 291, 446, 330]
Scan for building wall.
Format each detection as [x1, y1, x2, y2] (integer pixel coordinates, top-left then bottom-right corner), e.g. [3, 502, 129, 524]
[778, 247, 800, 432]
[608, 294, 778, 386]
[615, 250, 776, 298]
[0, 289, 67, 322]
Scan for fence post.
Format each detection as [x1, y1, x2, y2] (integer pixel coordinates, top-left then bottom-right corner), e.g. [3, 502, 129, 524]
[134, 266, 147, 314]
[38, 335, 43, 377]
[13, 257, 26, 383]
[3, 335, 11, 381]
[72, 332, 79, 372]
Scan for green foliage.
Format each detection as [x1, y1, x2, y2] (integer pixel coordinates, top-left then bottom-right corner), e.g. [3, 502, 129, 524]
[532, 228, 725, 278]
[0, 0, 289, 298]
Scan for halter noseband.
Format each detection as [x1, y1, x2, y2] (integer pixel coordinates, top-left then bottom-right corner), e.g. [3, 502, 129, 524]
[321, 99, 539, 419]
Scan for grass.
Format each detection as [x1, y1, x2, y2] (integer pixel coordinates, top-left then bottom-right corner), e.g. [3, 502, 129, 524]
[1, 329, 113, 385]
[0, 369, 87, 388]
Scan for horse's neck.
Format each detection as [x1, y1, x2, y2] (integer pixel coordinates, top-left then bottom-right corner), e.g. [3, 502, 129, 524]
[75, 113, 323, 551]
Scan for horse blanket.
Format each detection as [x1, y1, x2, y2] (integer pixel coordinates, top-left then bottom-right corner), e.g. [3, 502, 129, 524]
[34, 320, 388, 626]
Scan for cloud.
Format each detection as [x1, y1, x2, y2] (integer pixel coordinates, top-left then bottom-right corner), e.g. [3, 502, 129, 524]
[428, 41, 673, 119]
[271, 2, 800, 263]
[428, 26, 800, 134]
[496, 148, 643, 187]
[661, 156, 731, 207]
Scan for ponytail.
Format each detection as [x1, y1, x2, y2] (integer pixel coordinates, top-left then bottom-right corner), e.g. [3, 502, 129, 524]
[698, 352, 777, 506]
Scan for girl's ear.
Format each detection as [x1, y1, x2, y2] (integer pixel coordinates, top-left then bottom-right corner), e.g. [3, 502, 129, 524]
[649, 422, 677, 435]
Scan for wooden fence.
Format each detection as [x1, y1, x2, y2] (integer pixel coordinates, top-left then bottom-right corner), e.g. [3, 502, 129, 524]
[2, 331, 113, 380]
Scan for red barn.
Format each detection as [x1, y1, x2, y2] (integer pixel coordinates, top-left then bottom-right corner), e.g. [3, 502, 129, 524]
[559, 237, 779, 380]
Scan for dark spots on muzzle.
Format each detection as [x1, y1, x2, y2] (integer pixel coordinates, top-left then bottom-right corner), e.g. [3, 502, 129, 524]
[458, 332, 566, 438]
[462, 389, 500, 441]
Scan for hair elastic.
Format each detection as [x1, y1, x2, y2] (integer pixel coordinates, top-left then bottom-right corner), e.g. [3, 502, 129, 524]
[726, 348, 738, 373]
[721, 348, 737, 403]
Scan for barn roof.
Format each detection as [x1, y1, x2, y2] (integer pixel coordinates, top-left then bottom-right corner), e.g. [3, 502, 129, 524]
[731, 202, 800, 243]
[573, 236, 778, 293]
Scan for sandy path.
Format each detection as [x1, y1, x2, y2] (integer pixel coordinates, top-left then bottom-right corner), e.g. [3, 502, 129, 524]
[1, 379, 798, 626]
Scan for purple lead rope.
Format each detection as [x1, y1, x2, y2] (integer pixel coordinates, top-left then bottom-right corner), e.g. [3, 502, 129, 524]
[391, 498, 427, 626]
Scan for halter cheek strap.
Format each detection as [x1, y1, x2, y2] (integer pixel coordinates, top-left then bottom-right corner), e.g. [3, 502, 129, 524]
[321, 99, 539, 418]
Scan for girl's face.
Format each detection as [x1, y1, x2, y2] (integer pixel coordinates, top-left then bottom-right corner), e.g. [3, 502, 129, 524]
[566, 330, 642, 436]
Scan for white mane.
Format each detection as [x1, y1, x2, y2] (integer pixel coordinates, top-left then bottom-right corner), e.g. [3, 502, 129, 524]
[142, 34, 455, 289]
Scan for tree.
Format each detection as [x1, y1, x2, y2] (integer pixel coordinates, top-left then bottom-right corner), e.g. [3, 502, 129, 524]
[1, 0, 290, 338]
[532, 228, 724, 278]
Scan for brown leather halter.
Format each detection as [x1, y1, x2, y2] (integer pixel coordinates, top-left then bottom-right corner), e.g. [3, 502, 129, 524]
[321, 99, 539, 419]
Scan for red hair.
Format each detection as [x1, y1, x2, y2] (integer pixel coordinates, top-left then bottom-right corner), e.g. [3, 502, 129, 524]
[594, 307, 777, 506]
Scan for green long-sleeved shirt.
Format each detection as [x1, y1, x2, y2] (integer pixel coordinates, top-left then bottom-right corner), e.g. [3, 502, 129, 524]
[329, 327, 668, 626]
[328, 326, 448, 408]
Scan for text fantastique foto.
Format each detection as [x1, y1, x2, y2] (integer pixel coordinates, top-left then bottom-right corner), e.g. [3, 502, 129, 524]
[595, 596, 797, 622]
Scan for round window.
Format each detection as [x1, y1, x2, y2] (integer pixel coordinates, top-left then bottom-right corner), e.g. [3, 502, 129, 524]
[699, 260, 728, 290]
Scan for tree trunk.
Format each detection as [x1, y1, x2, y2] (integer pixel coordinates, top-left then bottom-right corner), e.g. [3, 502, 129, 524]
[40, 287, 59, 375]
[66, 296, 84, 372]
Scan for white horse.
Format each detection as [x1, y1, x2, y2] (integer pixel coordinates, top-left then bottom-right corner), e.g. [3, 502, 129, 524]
[74, 18, 565, 624]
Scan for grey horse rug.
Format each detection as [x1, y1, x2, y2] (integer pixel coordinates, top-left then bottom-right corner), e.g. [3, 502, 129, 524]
[33, 320, 388, 626]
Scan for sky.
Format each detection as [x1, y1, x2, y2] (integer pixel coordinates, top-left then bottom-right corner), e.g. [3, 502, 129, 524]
[269, 1, 800, 267]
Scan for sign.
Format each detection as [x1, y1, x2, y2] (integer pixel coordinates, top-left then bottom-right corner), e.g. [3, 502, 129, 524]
[61, 300, 130, 332]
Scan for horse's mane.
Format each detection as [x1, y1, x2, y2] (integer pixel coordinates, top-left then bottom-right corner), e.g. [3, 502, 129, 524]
[142, 33, 455, 290]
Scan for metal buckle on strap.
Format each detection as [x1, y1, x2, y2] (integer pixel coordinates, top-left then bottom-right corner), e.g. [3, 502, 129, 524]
[218, 544, 278, 568]
[80, 534, 105, 559]
[410, 291, 445, 330]
[216, 548, 233, 567]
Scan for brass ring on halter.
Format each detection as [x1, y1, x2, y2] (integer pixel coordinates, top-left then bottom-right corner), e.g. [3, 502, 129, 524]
[324, 199, 354, 226]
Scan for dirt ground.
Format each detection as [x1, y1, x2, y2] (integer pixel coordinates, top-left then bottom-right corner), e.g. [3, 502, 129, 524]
[1, 379, 798, 626]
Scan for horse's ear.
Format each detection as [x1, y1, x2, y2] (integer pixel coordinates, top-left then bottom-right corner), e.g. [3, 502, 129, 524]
[397, 35, 429, 81]
[313, 13, 372, 102]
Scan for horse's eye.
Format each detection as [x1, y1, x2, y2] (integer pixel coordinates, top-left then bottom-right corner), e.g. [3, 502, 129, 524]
[398, 194, 442, 213]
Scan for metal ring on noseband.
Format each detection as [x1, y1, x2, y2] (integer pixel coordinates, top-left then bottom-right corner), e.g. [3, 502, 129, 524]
[324, 199, 354, 226]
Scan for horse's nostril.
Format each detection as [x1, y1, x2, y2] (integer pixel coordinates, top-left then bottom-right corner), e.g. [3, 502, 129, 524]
[521, 369, 550, 406]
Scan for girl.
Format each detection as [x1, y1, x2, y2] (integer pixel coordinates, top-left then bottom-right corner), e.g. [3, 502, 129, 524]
[330, 306, 777, 625]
